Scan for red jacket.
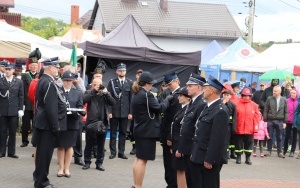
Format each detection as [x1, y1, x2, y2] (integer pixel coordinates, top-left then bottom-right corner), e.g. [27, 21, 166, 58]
[28, 78, 39, 105]
[236, 98, 260, 135]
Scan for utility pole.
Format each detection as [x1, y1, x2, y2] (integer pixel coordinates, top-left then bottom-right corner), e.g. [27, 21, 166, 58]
[247, 0, 255, 45]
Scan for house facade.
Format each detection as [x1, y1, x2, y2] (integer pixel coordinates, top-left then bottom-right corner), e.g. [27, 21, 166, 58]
[87, 0, 243, 52]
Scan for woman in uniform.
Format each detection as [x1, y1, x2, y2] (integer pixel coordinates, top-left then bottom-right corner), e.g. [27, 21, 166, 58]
[131, 71, 171, 188]
[170, 87, 191, 188]
[56, 71, 84, 177]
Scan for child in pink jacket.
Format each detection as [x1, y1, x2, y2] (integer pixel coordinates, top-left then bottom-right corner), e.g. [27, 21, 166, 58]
[253, 112, 270, 157]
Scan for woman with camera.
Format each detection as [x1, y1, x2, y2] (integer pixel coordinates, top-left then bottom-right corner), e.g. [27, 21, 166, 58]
[131, 71, 171, 188]
[82, 78, 116, 171]
[56, 71, 84, 178]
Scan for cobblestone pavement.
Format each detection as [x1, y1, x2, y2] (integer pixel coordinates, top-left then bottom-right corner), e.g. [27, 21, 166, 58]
[1, 137, 300, 188]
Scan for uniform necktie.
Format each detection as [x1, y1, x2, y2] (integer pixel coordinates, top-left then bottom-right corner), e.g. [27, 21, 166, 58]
[121, 80, 124, 87]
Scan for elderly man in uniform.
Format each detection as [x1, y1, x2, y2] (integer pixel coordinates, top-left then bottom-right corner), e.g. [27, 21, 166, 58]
[0, 62, 24, 158]
[159, 72, 181, 188]
[107, 63, 133, 160]
[176, 73, 206, 187]
[190, 75, 229, 188]
[20, 53, 40, 147]
[33, 59, 67, 188]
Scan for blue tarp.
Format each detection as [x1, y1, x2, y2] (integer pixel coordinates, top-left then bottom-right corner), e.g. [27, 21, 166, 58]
[201, 37, 258, 85]
[200, 40, 224, 79]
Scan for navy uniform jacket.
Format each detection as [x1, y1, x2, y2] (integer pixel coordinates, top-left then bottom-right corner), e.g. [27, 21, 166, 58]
[22, 72, 37, 111]
[63, 87, 83, 130]
[132, 87, 169, 139]
[190, 99, 229, 165]
[34, 74, 67, 131]
[0, 76, 24, 116]
[177, 93, 206, 155]
[160, 87, 181, 143]
[107, 77, 133, 118]
[171, 105, 187, 151]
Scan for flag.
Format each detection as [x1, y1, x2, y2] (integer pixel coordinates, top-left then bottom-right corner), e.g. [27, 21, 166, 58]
[70, 43, 77, 67]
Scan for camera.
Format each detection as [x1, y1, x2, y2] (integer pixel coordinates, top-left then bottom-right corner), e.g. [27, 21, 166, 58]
[99, 84, 105, 90]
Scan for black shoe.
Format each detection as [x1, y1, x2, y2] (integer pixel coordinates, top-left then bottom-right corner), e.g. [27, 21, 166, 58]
[20, 142, 28, 147]
[8, 154, 19, 159]
[230, 154, 237, 159]
[0, 154, 2, 158]
[236, 155, 241, 164]
[64, 174, 71, 178]
[118, 153, 128, 159]
[44, 184, 55, 188]
[109, 154, 116, 159]
[74, 158, 84, 166]
[82, 163, 90, 170]
[96, 164, 105, 171]
[130, 148, 136, 155]
[245, 158, 252, 165]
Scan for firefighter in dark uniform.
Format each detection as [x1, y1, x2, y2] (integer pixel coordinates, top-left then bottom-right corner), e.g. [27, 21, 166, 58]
[190, 75, 229, 188]
[221, 88, 237, 159]
[20, 49, 41, 147]
[170, 86, 192, 188]
[0, 62, 24, 158]
[176, 73, 206, 187]
[33, 60, 67, 188]
[159, 72, 181, 188]
[107, 63, 133, 159]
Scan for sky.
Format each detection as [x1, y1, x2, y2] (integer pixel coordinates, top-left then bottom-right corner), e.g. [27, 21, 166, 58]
[10, 0, 300, 43]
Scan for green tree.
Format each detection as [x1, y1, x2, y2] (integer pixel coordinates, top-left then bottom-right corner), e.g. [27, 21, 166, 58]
[21, 16, 68, 39]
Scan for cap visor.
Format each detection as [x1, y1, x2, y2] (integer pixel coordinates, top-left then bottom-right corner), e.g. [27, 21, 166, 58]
[186, 81, 198, 85]
[150, 80, 157, 84]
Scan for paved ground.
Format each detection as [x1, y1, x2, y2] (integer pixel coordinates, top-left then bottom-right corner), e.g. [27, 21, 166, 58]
[1, 136, 300, 188]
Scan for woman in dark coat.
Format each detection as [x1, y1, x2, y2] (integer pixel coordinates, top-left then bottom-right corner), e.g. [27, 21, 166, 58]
[56, 71, 84, 177]
[170, 87, 191, 188]
[131, 71, 170, 188]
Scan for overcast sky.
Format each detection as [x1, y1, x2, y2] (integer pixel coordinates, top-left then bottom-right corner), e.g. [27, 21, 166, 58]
[11, 0, 300, 43]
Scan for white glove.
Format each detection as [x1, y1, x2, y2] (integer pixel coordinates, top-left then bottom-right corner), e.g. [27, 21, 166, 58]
[18, 110, 24, 118]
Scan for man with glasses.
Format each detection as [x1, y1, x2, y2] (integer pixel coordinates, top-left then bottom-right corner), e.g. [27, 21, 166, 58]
[107, 63, 133, 160]
[0, 62, 24, 159]
[33, 59, 67, 188]
[20, 55, 39, 148]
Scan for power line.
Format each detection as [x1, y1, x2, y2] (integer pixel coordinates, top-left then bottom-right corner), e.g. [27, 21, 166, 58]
[277, 0, 300, 11]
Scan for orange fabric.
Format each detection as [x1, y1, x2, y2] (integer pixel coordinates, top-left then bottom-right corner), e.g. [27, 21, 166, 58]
[223, 83, 239, 104]
[236, 98, 260, 135]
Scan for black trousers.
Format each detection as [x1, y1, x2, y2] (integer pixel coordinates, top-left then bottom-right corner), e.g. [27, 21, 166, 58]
[162, 143, 177, 188]
[84, 131, 106, 165]
[190, 161, 222, 188]
[73, 120, 83, 160]
[284, 123, 297, 153]
[33, 129, 55, 188]
[21, 110, 34, 144]
[0, 116, 18, 156]
[267, 120, 283, 154]
[109, 117, 128, 155]
[235, 134, 254, 155]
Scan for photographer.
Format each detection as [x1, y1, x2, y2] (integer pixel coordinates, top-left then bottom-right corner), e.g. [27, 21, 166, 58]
[82, 78, 116, 171]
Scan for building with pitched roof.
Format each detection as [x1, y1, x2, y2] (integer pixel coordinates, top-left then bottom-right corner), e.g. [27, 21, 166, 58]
[87, 0, 242, 52]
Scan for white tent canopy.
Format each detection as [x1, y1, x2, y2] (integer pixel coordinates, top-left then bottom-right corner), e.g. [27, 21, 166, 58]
[0, 21, 83, 62]
[221, 43, 300, 73]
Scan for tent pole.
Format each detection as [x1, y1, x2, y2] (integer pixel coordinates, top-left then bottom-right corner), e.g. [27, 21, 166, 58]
[83, 56, 87, 82]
